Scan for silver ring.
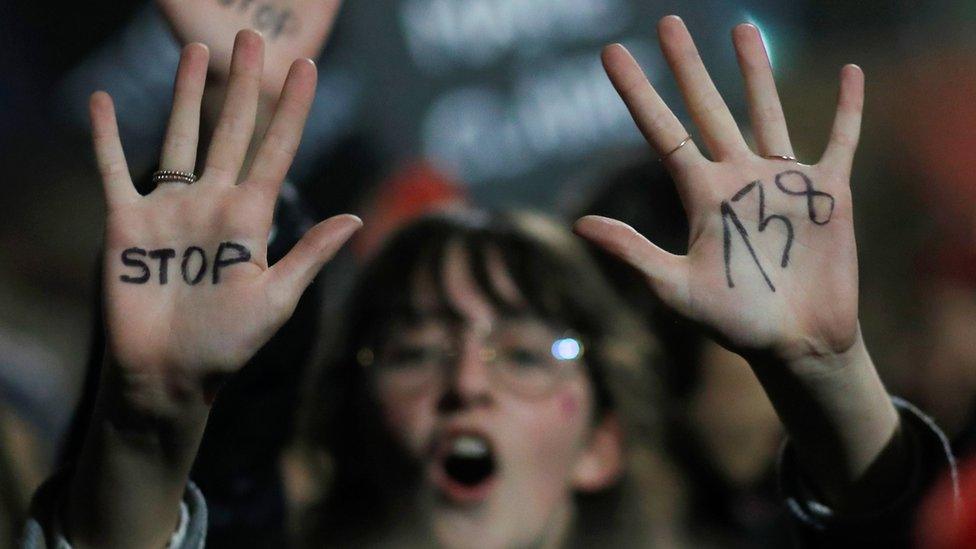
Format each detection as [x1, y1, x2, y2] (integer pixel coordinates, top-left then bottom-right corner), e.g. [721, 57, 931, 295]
[152, 169, 198, 185]
[763, 154, 798, 162]
[659, 135, 692, 161]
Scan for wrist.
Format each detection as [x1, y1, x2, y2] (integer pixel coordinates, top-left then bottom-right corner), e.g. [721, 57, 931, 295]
[742, 329, 908, 511]
[101, 351, 212, 448]
[743, 324, 865, 378]
[65, 360, 208, 548]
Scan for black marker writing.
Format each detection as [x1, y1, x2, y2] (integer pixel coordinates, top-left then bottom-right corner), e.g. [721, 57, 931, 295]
[774, 170, 834, 225]
[118, 242, 251, 285]
[721, 171, 835, 291]
[721, 201, 776, 291]
[120, 248, 150, 284]
[214, 0, 297, 40]
[148, 249, 176, 285]
[731, 181, 794, 268]
[181, 246, 208, 285]
[213, 242, 251, 284]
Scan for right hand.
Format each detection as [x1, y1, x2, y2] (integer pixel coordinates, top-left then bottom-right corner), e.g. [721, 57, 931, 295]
[92, 30, 361, 418]
[157, 0, 342, 96]
[575, 18, 863, 365]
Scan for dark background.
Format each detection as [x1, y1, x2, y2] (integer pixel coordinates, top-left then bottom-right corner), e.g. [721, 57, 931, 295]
[0, 1, 974, 539]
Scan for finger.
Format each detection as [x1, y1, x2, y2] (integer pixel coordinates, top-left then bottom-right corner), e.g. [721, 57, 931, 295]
[159, 43, 210, 174]
[267, 214, 363, 315]
[573, 215, 686, 306]
[732, 23, 794, 158]
[658, 15, 749, 160]
[203, 30, 264, 184]
[89, 91, 138, 208]
[820, 64, 864, 173]
[602, 43, 703, 168]
[242, 59, 317, 200]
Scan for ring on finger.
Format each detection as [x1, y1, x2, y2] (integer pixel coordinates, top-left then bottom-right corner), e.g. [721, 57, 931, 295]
[659, 135, 693, 162]
[763, 154, 798, 162]
[152, 169, 198, 185]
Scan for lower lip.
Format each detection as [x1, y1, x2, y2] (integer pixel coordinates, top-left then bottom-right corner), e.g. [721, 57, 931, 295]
[430, 465, 497, 505]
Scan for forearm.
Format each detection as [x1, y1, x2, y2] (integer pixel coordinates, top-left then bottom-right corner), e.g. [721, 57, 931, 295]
[746, 328, 909, 513]
[66, 26, 344, 548]
[65, 357, 210, 548]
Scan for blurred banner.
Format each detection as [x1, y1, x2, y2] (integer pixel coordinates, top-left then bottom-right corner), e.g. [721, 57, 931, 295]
[324, 0, 800, 206]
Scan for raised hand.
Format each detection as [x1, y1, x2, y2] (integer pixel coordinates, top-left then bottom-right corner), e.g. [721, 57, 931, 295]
[156, 0, 341, 96]
[576, 17, 863, 363]
[91, 30, 360, 416]
[575, 17, 914, 514]
[64, 31, 358, 548]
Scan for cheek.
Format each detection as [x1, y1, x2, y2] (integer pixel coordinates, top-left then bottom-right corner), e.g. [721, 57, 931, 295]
[498, 385, 593, 519]
[377, 390, 436, 456]
[512, 384, 593, 472]
[558, 392, 581, 419]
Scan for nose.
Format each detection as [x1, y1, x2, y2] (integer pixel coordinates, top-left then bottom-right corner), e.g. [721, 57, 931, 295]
[437, 338, 493, 411]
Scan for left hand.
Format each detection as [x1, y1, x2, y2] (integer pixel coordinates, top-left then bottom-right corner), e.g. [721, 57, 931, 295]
[576, 16, 864, 364]
[157, 0, 342, 96]
[93, 32, 360, 418]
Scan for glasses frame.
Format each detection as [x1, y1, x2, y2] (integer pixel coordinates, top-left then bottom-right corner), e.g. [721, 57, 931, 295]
[358, 321, 587, 400]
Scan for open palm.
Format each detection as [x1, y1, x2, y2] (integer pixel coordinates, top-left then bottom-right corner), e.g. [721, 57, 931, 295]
[157, 0, 341, 96]
[92, 31, 360, 413]
[576, 17, 863, 360]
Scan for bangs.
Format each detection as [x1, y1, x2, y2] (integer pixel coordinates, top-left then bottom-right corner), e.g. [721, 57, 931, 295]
[350, 211, 587, 340]
[336, 209, 653, 415]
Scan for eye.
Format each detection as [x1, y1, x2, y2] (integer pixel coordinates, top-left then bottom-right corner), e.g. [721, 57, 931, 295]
[501, 347, 549, 368]
[383, 345, 443, 368]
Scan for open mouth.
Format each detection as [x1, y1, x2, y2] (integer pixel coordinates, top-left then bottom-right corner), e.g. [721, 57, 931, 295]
[432, 432, 497, 504]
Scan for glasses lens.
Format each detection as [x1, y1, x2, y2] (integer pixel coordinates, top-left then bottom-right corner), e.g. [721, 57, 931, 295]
[487, 325, 583, 398]
[491, 348, 562, 396]
[369, 320, 583, 398]
[375, 343, 445, 393]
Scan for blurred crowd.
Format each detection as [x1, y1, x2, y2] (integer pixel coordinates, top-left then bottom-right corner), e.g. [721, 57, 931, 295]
[1, 1, 974, 547]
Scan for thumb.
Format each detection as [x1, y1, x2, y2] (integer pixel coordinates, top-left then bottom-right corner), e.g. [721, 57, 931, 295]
[267, 214, 363, 316]
[573, 215, 686, 305]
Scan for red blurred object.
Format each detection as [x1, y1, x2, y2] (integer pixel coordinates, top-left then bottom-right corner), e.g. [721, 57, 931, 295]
[917, 457, 973, 549]
[352, 161, 467, 259]
[897, 53, 976, 291]
[895, 53, 976, 225]
[919, 244, 976, 290]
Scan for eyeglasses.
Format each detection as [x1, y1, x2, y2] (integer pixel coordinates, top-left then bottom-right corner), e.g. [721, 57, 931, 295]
[358, 320, 586, 399]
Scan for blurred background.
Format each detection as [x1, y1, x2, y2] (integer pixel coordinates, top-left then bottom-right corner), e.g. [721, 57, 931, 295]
[0, 0, 974, 546]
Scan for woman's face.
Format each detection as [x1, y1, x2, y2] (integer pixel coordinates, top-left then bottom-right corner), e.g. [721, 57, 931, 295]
[370, 242, 615, 548]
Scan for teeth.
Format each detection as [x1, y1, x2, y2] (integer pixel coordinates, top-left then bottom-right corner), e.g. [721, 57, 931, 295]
[451, 435, 488, 458]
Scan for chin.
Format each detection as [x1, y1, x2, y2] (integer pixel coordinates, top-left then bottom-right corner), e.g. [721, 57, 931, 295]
[427, 492, 557, 549]
[430, 511, 515, 549]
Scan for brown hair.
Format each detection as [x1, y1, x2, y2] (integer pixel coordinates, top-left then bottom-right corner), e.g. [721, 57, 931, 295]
[297, 209, 683, 546]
